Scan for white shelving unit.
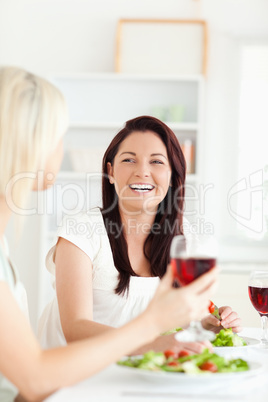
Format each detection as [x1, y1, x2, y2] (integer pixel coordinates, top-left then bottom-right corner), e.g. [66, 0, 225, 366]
[52, 73, 204, 178]
[37, 73, 205, 315]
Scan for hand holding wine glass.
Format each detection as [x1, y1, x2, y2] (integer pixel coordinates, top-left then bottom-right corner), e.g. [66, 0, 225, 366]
[248, 270, 268, 347]
[170, 234, 218, 342]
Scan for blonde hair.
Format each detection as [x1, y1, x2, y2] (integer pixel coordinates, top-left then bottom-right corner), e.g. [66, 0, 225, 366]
[0, 66, 68, 210]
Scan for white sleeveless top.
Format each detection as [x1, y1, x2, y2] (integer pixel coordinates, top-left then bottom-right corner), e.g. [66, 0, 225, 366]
[38, 208, 160, 348]
[0, 240, 29, 402]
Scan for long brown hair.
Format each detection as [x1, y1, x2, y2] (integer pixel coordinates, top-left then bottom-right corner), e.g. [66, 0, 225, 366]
[101, 116, 186, 295]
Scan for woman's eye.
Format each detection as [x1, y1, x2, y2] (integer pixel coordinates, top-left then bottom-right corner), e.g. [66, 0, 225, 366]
[151, 160, 164, 164]
[122, 158, 135, 163]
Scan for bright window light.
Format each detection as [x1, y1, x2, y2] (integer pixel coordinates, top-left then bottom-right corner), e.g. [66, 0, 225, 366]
[236, 45, 268, 240]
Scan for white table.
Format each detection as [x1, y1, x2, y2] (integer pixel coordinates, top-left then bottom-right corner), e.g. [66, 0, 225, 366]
[45, 328, 268, 402]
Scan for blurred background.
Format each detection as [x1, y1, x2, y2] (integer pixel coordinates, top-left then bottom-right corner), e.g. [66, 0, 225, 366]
[1, 0, 268, 331]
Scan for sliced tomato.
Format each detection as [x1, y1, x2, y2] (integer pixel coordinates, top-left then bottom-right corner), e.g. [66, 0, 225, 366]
[164, 350, 177, 359]
[208, 300, 215, 314]
[199, 361, 218, 372]
[167, 361, 179, 367]
[178, 350, 191, 358]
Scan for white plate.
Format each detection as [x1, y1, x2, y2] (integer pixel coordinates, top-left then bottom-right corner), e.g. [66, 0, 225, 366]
[116, 360, 263, 384]
[214, 336, 260, 357]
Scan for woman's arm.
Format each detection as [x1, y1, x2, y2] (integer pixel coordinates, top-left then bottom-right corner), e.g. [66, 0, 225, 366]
[0, 265, 217, 401]
[0, 281, 156, 401]
[132, 334, 213, 355]
[55, 237, 215, 355]
[55, 237, 112, 341]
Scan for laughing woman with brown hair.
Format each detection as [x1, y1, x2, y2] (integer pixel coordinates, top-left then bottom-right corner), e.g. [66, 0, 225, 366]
[38, 116, 241, 355]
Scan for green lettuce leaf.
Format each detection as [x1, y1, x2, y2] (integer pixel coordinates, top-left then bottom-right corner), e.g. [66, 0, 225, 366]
[212, 328, 247, 347]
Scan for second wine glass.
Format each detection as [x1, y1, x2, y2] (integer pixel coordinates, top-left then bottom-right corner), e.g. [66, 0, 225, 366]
[248, 270, 268, 348]
[170, 234, 218, 342]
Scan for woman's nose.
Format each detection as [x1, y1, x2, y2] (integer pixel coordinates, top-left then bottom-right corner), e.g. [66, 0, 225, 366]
[134, 162, 150, 178]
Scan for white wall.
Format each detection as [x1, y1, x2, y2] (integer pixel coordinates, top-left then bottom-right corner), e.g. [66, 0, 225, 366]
[1, 0, 268, 330]
[0, 0, 198, 75]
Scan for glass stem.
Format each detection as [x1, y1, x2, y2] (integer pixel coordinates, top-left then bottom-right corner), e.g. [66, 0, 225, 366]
[260, 315, 268, 344]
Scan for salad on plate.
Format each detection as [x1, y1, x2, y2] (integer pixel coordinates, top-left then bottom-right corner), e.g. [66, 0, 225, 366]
[212, 329, 247, 347]
[117, 348, 249, 374]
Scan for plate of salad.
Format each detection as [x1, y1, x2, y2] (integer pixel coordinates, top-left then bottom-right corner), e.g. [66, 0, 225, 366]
[117, 349, 263, 384]
[212, 329, 260, 357]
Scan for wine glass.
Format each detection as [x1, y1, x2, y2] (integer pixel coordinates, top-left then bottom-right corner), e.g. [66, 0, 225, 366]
[170, 234, 218, 342]
[248, 270, 268, 347]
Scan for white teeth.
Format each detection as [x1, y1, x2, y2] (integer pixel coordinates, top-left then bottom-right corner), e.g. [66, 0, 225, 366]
[129, 184, 154, 191]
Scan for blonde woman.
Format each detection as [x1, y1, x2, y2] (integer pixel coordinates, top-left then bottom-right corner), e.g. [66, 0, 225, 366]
[0, 66, 217, 402]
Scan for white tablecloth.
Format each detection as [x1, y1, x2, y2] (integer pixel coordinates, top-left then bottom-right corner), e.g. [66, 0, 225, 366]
[45, 328, 268, 402]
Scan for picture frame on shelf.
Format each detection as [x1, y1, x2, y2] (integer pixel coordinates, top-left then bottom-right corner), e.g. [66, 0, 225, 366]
[115, 19, 208, 75]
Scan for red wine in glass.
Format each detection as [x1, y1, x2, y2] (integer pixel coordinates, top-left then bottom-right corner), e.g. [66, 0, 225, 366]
[248, 270, 268, 347]
[171, 257, 216, 286]
[248, 286, 268, 316]
[170, 235, 218, 342]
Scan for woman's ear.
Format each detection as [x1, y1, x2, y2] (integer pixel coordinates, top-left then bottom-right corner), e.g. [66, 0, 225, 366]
[107, 162, 114, 184]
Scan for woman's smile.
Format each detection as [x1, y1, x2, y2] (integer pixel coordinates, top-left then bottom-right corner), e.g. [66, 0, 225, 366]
[129, 182, 156, 194]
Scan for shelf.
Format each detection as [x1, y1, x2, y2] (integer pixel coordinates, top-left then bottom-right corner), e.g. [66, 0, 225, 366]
[68, 121, 199, 131]
[69, 122, 123, 130]
[57, 171, 102, 181]
[51, 72, 204, 83]
[167, 122, 199, 131]
[52, 73, 201, 124]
